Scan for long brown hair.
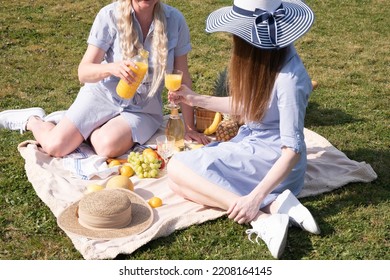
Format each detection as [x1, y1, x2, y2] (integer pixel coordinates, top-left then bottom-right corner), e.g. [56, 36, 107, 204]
[229, 35, 288, 122]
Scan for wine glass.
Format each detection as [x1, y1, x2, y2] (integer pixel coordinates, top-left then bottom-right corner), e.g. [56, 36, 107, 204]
[165, 69, 183, 110]
[156, 135, 175, 164]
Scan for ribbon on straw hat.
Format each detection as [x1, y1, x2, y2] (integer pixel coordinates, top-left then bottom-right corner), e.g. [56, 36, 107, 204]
[205, 0, 315, 49]
[57, 189, 154, 240]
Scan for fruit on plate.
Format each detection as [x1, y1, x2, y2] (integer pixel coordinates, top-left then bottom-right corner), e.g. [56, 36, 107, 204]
[143, 148, 165, 169]
[143, 148, 159, 160]
[128, 151, 161, 178]
[106, 175, 134, 191]
[204, 112, 222, 135]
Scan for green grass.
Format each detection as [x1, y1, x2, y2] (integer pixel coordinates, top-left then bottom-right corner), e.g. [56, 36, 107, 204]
[0, 0, 389, 260]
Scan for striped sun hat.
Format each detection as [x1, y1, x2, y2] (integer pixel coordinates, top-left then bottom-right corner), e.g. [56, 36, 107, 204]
[205, 0, 314, 49]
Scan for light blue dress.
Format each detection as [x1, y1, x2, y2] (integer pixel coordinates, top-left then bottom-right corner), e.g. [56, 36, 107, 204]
[173, 46, 313, 207]
[65, 2, 191, 144]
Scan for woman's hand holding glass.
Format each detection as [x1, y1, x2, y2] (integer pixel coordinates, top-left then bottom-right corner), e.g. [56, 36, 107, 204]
[167, 84, 197, 107]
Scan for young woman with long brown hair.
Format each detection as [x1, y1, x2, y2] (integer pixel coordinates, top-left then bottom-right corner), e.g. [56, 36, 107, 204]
[167, 0, 320, 259]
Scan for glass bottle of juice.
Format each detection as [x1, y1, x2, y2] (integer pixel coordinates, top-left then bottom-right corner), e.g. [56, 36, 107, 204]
[116, 49, 149, 99]
[165, 107, 185, 151]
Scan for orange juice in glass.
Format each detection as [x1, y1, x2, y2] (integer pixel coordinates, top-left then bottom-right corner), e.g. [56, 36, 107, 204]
[165, 69, 183, 91]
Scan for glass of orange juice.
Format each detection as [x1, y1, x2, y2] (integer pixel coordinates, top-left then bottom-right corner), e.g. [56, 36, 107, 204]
[165, 69, 183, 91]
[165, 69, 183, 110]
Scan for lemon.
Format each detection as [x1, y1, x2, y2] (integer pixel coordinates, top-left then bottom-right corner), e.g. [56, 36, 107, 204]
[108, 159, 121, 168]
[120, 164, 135, 177]
[106, 175, 134, 191]
[148, 196, 163, 208]
[85, 184, 105, 194]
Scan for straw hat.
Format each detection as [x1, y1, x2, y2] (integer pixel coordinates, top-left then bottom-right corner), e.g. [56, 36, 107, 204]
[57, 189, 154, 240]
[205, 0, 314, 49]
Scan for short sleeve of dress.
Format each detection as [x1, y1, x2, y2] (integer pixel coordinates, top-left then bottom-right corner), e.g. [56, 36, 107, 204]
[87, 6, 116, 52]
[276, 63, 312, 154]
[172, 11, 191, 57]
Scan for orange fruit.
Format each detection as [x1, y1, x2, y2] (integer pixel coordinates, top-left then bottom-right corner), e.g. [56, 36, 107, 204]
[148, 196, 163, 208]
[108, 159, 121, 168]
[120, 164, 134, 177]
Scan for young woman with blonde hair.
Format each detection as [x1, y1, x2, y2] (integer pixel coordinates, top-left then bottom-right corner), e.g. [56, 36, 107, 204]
[0, 0, 208, 157]
[167, 0, 320, 259]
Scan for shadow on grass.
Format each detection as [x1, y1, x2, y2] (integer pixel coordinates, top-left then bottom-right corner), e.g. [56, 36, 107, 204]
[305, 101, 363, 127]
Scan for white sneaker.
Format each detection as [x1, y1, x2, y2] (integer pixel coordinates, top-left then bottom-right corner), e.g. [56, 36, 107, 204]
[276, 189, 321, 235]
[44, 110, 66, 124]
[246, 214, 289, 259]
[0, 107, 45, 134]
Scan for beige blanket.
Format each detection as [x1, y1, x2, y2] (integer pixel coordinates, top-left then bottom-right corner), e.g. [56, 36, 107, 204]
[17, 127, 377, 260]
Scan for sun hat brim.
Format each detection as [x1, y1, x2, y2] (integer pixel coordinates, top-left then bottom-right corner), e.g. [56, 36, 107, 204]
[57, 189, 154, 240]
[205, 0, 314, 49]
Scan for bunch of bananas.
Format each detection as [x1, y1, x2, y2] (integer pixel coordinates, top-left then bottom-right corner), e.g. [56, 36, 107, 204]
[203, 112, 222, 135]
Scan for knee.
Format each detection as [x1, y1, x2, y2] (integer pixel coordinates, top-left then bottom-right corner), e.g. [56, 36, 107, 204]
[166, 158, 179, 180]
[168, 179, 180, 194]
[167, 174, 185, 198]
[92, 137, 129, 158]
[167, 158, 184, 193]
[44, 139, 71, 158]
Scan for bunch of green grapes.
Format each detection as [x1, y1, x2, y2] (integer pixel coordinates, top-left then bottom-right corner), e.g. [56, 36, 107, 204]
[128, 152, 161, 178]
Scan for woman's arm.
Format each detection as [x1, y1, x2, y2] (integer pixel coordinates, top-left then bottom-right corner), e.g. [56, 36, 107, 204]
[78, 45, 136, 84]
[250, 147, 300, 205]
[169, 85, 232, 114]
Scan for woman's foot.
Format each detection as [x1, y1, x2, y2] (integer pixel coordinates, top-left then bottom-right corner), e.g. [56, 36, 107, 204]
[276, 189, 321, 234]
[0, 107, 46, 134]
[246, 214, 289, 259]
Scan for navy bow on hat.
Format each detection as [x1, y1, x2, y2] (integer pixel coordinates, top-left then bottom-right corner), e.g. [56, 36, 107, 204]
[233, 4, 286, 46]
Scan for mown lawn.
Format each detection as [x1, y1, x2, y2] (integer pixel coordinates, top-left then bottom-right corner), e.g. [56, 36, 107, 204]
[0, 0, 389, 260]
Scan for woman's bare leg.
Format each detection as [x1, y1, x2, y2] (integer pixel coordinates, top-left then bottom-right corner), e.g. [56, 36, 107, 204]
[167, 157, 290, 259]
[27, 114, 134, 158]
[167, 157, 238, 209]
[27, 116, 84, 157]
[167, 157, 269, 216]
[89, 115, 134, 158]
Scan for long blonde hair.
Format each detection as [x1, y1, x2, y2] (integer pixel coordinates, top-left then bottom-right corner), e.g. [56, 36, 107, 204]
[116, 0, 168, 98]
[229, 35, 288, 122]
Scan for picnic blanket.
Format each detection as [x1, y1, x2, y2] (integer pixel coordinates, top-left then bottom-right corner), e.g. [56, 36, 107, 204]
[17, 124, 377, 260]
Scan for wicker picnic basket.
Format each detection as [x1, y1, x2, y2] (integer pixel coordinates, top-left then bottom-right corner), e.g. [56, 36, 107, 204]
[195, 107, 216, 132]
[194, 68, 228, 132]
